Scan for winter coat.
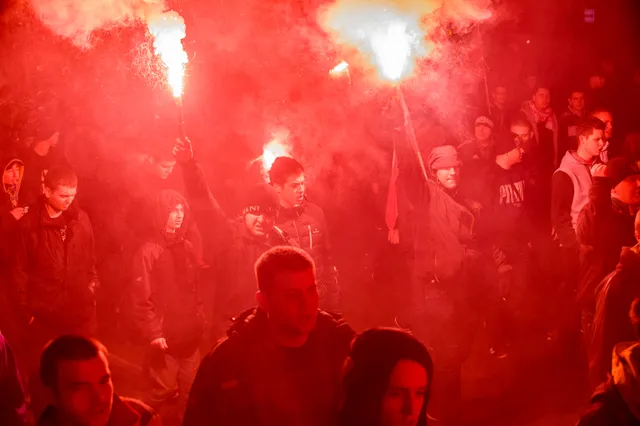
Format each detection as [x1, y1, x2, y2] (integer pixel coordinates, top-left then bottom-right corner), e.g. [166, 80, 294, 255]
[579, 342, 640, 426]
[178, 159, 287, 318]
[413, 179, 475, 284]
[183, 307, 355, 426]
[12, 198, 98, 329]
[130, 190, 204, 358]
[577, 177, 637, 313]
[0, 333, 27, 426]
[38, 395, 161, 426]
[275, 203, 340, 311]
[589, 248, 640, 386]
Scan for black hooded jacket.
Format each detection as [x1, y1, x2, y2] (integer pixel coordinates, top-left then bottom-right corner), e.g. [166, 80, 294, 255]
[589, 247, 640, 386]
[275, 202, 340, 311]
[183, 307, 355, 426]
[0, 155, 26, 270]
[130, 190, 204, 357]
[12, 198, 98, 328]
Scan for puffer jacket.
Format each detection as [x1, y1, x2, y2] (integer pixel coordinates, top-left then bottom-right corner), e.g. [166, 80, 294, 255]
[12, 198, 98, 329]
[183, 307, 355, 426]
[275, 202, 340, 311]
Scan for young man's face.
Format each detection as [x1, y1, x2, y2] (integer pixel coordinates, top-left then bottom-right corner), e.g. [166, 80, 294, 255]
[532, 88, 551, 110]
[579, 129, 605, 158]
[44, 185, 77, 213]
[151, 158, 176, 180]
[568, 92, 585, 113]
[275, 173, 305, 208]
[613, 175, 640, 206]
[492, 87, 508, 108]
[435, 167, 459, 191]
[474, 125, 493, 143]
[592, 111, 614, 140]
[53, 352, 114, 426]
[259, 268, 319, 338]
[166, 204, 184, 232]
[3, 163, 20, 186]
[244, 212, 276, 238]
[511, 124, 533, 146]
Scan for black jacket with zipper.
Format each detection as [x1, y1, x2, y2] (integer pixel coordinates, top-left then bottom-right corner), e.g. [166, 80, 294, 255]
[275, 202, 340, 311]
[12, 198, 98, 329]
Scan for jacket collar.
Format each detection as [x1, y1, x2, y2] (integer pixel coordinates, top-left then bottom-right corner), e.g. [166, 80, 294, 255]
[39, 395, 141, 426]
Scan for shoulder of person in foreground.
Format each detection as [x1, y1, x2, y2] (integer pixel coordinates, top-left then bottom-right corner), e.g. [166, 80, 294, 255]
[182, 335, 250, 426]
[576, 380, 630, 426]
[315, 311, 355, 347]
[116, 396, 163, 426]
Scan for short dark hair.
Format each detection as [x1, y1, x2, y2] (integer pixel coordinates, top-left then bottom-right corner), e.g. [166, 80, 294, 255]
[269, 157, 304, 186]
[510, 118, 531, 129]
[568, 88, 585, 98]
[44, 165, 78, 190]
[532, 84, 550, 97]
[40, 335, 108, 390]
[577, 117, 606, 141]
[255, 246, 315, 293]
[590, 108, 612, 118]
[492, 83, 508, 92]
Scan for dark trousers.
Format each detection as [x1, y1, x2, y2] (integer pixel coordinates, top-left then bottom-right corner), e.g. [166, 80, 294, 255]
[145, 348, 199, 424]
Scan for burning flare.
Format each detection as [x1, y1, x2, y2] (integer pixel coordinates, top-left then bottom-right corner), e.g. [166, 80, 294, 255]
[263, 139, 292, 173]
[147, 11, 188, 97]
[321, 4, 427, 82]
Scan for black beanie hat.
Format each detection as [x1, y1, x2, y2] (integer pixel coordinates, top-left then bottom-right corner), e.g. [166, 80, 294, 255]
[240, 183, 280, 217]
[607, 157, 640, 188]
[341, 328, 434, 426]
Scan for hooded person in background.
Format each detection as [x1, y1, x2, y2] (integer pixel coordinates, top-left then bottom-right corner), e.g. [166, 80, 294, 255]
[579, 341, 640, 426]
[578, 158, 640, 336]
[0, 152, 28, 345]
[589, 210, 640, 388]
[129, 189, 203, 423]
[183, 246, 354, 426]
[269, 156, 341, 313]
[340, 328, 434, 426]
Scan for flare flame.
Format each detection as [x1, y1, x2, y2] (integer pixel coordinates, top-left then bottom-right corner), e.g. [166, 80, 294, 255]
[147, 11, 188, 97]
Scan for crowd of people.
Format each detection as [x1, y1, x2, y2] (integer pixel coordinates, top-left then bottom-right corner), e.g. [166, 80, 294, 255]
[2, 57, 640, 426]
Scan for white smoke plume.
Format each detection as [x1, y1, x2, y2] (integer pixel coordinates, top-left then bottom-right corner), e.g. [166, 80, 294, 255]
[28, 0, 165, 49]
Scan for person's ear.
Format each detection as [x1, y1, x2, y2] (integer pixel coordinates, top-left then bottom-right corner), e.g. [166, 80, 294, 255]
[256, 291, 268, 312]
[43, 186, 52, 198]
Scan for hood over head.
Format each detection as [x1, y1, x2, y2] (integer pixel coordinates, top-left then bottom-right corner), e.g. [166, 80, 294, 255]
[1, 149, 24, 207]
[154, 189, 190, 242]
